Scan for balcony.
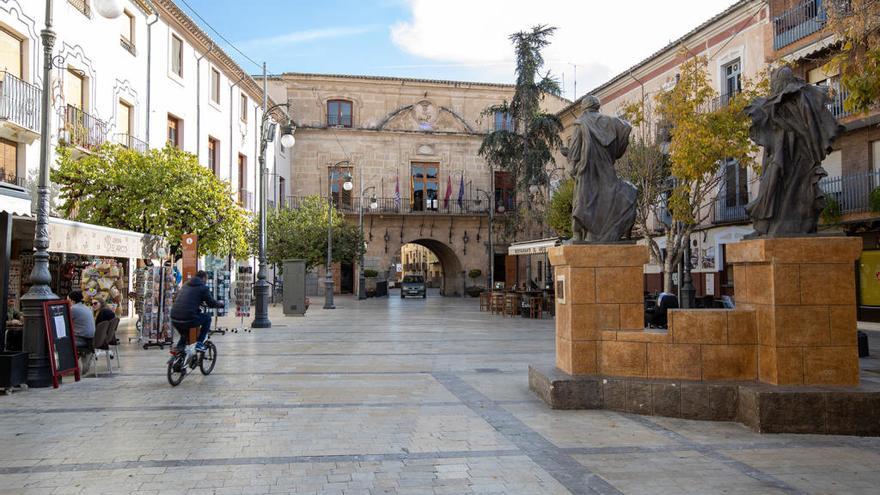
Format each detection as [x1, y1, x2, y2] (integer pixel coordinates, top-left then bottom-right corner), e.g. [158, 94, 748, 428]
[68, 0, 90, 17]
[820, 170, 880, 215]
[62, 105, 107, 151]
[238, 189, 254, 210]
[713, 199, 749, 224]
[284, 196, 513, 216]
[773, 0, 826, 50]
[824, 79, 852, 120]
[704, 90, 741, 113]
[0, 169, 26, 188]
[114, 133, 148, 153]
[0, 71, 41, 142]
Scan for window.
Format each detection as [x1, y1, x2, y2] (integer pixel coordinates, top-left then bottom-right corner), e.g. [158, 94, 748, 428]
[66, 69, 85, 110]
[722, 160, 748, 208]
[120, 10, 135, 53]
[494, 171, 515, 213]
[327, 100, 352, 127]
[0, 27, 23, 79]
[0, 138, 18, 182]
[117, 99, 132, 139]
[330, 165, 354, 209]
[722, 58, 742, 103]
[210, 68, 220, 104]
[238, 154, 247, 205]
[411, 163, 439, 211]
[167, 114, 181, 148]
[240, 93, 248, 122]
[494, 111, 513, 131]
[207, 137, 219, 175]
[170, 34, 183, 77]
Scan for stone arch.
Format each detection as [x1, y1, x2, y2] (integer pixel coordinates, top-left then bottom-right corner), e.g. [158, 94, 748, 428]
[405, 237, 464, 297]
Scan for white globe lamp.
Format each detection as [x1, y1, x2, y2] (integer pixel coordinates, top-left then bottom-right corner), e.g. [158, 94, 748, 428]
[94, 0, 125, 18]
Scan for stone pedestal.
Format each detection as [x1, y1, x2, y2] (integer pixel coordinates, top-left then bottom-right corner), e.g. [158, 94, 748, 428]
[548, 244, 648, 375]
[727, 237, 862, 386]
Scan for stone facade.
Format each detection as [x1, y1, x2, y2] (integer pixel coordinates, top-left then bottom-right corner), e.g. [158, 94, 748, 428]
[271, 73, 566, 296]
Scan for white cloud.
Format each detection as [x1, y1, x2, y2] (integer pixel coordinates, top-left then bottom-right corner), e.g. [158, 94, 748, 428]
[241, 26, 377, 49]
[390, 0, 740, 97]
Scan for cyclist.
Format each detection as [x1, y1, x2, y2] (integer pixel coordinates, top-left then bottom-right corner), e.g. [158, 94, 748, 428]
[170, 270, 223, 354]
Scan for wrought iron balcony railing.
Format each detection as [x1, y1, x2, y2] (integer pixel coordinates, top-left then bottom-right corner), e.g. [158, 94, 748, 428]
[0, 71, 41, 134]
[114, 133, 148, 153]
[824, 79, 852, 119]
[68, 0, 90, 16]
[284, 196, 514, 215]
[819, 170, 880, 215]
[713, 198, 749, 224]
[0, 169, 26, 187]
[773, 0, 826, 50]
[63, 105, 107, 151]
[238, 189, 254, 210]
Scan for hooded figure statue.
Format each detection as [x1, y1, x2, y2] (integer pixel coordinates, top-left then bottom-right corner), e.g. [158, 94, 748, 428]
[745, 66, 843, 236]
[562, 95, 637, 242]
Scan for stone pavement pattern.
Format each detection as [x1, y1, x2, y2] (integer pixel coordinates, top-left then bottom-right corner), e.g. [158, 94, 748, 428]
[1, 291, 880, 494]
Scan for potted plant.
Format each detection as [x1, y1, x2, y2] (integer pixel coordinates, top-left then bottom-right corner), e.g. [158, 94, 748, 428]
[465, 269, 485, 297]
[364, 268, 378, 296]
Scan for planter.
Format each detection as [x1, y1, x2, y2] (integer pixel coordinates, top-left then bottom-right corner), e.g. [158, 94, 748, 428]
[0, 351, 28, 389]
[465, 286, 485, 297]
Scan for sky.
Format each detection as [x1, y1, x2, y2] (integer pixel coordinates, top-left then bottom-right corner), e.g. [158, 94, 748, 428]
[179, 0, 738, 100]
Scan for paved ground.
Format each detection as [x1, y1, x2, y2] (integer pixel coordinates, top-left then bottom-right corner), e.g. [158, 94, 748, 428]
[2, 291, 880, 495]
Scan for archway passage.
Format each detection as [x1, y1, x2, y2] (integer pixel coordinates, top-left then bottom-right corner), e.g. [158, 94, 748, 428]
[399, 239, 463, 297]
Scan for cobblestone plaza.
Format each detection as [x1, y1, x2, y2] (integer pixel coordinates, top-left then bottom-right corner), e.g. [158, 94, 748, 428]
[2, 294, 880, 494]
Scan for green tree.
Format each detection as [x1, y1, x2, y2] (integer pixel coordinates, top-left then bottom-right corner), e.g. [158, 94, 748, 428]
[650, 54, 764, 291]
[52, 144, 250, 258]
[827, 0, 880, 113]
[480, 25, 563, 241]
[545, 178, 573, 238]
[263, 195, 362, 270]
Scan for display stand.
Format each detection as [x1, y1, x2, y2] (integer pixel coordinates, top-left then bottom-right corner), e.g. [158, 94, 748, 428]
[233, 266, 253, 333]
[206, 270, 230, 335]
[135, 266, 175, 349]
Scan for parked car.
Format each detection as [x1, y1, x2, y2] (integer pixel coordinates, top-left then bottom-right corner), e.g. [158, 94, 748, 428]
[400, 274, 426, 299]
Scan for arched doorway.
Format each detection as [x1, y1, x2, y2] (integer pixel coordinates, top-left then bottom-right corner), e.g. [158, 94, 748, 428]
[399, 238, 464, 296]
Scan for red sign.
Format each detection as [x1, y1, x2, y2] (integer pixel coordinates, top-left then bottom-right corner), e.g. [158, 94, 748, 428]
[181, 233, 198, 282]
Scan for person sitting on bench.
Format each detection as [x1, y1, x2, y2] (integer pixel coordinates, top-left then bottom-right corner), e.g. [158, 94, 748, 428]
[170, 270, 223, 353]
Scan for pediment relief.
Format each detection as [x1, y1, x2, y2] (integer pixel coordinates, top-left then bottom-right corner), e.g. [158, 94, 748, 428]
[379, 101, 474, 133]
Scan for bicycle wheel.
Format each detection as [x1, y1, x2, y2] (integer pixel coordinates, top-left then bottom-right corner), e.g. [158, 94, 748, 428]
[199, 341, 217, 375]
[167, 356, 186, 386]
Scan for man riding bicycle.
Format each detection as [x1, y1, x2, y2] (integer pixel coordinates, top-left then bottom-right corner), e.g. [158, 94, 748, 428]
[170, 270, 223, 353]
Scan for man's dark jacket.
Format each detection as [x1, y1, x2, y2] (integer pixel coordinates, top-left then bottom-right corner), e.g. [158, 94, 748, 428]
[170, 277, 219, 322]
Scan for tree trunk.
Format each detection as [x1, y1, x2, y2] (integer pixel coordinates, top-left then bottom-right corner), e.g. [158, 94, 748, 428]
[663, 255, 674, 293]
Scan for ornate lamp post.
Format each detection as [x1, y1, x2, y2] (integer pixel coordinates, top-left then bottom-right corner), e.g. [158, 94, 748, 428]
[325, 162, 352, 309]
[22, 0, 143, 387]
[357, 186, 378, 300]
[253, 63, 295, 328]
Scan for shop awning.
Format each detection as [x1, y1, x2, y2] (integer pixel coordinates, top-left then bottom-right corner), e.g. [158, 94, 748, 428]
[14, 215, 168, 259]
[0, 184, 32, 216]
[508, 237, 561, 256]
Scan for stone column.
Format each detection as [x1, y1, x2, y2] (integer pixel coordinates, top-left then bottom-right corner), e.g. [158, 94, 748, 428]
[548, 244, 648, 375]
[727, 237, 861, 386]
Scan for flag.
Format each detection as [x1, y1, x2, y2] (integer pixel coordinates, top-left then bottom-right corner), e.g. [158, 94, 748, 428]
[457, 174, 464, 209]
[393, 176, 401, 209]
[444, 175, 452, 209]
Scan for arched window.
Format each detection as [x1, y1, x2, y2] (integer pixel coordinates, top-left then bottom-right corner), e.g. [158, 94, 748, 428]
[327, 100, 353, 128]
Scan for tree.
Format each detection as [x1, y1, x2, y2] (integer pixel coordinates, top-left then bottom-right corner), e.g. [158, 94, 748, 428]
[650, 54, 764, 292]
[479, 25, 563, 241]
[826, 0, 880, 113]
[545, 178, 574, 238]
[263, 195, 362, 270]
[52, 144, 250, 258]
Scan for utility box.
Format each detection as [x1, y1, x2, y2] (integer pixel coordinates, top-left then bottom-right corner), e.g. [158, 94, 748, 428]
[282, 259, 307, 316]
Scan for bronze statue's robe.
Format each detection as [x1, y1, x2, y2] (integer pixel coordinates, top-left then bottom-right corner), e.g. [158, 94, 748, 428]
[566, 110, 637, 242]
[746, 70, 843, 236]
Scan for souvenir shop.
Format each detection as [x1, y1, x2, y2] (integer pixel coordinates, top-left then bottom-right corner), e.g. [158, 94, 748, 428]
[6, 216, 167, 318]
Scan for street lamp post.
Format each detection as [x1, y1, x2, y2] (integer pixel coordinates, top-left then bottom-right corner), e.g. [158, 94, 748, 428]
[476, 188, 494, 291]
[325, 162, 352, 309]
[253, 63, 296, 328]
[357, 186, 377, 300]
[22, 0, 140, 387]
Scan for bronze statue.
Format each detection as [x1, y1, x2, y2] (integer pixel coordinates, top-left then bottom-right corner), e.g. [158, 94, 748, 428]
[561, 95, 636, 242]
[745, 66, 843, 236]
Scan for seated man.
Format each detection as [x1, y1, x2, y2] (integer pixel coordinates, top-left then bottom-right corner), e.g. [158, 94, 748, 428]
[169, 270, 223, 353]
[68, 290, 96, 374]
